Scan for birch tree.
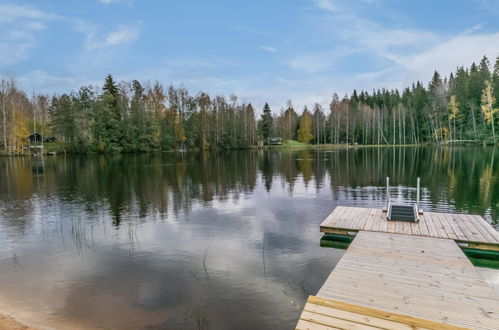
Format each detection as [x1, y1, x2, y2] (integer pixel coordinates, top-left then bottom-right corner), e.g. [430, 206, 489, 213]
[481, 80, 498, 143]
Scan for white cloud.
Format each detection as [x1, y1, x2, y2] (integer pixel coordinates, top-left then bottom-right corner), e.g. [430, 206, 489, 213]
[0, 4, 57, 23]
[97, 0, 133, 6]
[285, 46, 355, 73]
[470, 0, 499, 13]
[308, 0, 499, 88]
[310, 0, 338, 12]
[286, 52, 332, 73]
[0, 4, 56, 67]
[104, 27, 138, 46]
[276, 0, 499, 108]
[395, 33, 499, 85]
[84, 24, 141, 50]
[260, 46, 277, 53]
[17, 70, 98, 93]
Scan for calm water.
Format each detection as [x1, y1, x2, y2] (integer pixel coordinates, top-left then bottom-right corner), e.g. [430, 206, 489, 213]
[0, 147, 498, 329]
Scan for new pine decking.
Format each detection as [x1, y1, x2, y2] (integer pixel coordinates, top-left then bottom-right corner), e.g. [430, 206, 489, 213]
[320, 206, 499, 250]
[296, 231, 499, 329]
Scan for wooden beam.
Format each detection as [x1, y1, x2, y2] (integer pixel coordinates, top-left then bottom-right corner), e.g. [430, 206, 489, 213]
[307, 296, 471, 330]
[458, 240, 499, 252]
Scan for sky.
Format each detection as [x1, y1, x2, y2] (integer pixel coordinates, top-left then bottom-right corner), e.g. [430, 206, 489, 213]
[1, 0, 499, 112]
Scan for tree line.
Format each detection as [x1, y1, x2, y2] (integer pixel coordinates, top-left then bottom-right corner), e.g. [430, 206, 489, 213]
[269, 55, 499, 146]
[1, 55, 499, 153]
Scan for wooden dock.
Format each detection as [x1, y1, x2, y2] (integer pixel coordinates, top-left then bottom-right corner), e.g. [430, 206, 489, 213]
[296, 207, 499, 329]
[320, 206, 499, 251]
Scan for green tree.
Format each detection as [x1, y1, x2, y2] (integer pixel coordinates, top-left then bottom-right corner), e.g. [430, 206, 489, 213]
[93, 74, 123, 153]
[50, 94, 76, 151]
[492, 55, 499, 108]
[260, 102, 273, 143]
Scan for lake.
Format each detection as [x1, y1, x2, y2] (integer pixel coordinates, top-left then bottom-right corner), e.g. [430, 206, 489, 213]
[0, 147, 498, 329]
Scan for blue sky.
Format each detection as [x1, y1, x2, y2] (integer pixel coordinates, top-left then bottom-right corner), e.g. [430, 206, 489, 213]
[2, 0, 499, 111]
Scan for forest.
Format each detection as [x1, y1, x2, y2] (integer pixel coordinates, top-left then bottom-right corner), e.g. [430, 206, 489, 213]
[1, 55, 499, 153]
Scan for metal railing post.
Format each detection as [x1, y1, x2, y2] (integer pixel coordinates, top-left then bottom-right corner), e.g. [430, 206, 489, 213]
[416, 177, 420, 212]
[386, 177, 390, 210]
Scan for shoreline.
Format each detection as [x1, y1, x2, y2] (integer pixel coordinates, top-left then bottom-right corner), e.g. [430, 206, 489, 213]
[3, 142, 493, 157]
[0, 300, 54, 330]
[0, 313, 36, 330]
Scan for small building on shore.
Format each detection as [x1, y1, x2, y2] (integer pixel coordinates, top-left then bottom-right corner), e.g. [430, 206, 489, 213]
[27, 132, 44, 156]
[28, 132, 43, 145]
[269, 137, 282, 145]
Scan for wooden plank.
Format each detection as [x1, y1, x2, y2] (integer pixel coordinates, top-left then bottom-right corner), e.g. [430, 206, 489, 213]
[377, 208, 389, 233]
[313, 231, 499, 330]
[458, 214, 487, 242]
[303, 296, 471, 330]
[362, 208, 377, 231]
[303, 301, 418, 330]
[402, 219, 413, 235]
[451, 213, 478, 242]
[386, 214, 396, 234]
[332, 206, 351, 229]
[347, 207, 366, 230]
[471, 215, 499, 243]
[464, 241, 499, 252]
[443, 213, 467, 241]
[320, 206, 344, 228]
[296, 319, 341, 330]
[423, 213, 439, 238]
[395, 219, 405, 235]
[321, 206, 348, 228]
[410, 220, 421, 236]
[320, 227, 352, 235]
[416, 213, 430, 237]
[361, 208, 376, 231]
[299, 310, 376, 329]
[477, 216, 499, 242]
[368, 208, 378, 231]
[428, 213, 448, 239]
[435, 213, 458, 240]
[336, 207, 359, 230]
[346, 207, 363, 230]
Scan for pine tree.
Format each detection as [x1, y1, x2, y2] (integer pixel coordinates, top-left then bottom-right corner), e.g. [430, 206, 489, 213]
[492, 56, 499, 108]
[479, 56, 491, 82]
[103, 74, 119, 106]
[260, 102, 273, 144]
[94, 75, 123, 153]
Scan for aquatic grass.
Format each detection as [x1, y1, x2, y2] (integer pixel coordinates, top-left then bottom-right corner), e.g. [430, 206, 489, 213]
[195, 304, 209, 330]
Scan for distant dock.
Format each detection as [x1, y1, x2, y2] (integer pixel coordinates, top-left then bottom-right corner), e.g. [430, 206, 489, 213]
[296, 206, 499, 329]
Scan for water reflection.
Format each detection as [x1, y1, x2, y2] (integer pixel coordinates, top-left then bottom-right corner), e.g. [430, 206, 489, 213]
[0, 147, 498, 329]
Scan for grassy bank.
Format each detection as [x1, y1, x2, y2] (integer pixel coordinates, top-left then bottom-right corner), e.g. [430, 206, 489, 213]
[272, 140, 421, 150]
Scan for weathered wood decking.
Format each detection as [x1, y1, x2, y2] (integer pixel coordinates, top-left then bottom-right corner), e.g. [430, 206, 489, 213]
[296, 206, 499, 329]
[320, 206, 499, 250]
[297, 231, 499, 329]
